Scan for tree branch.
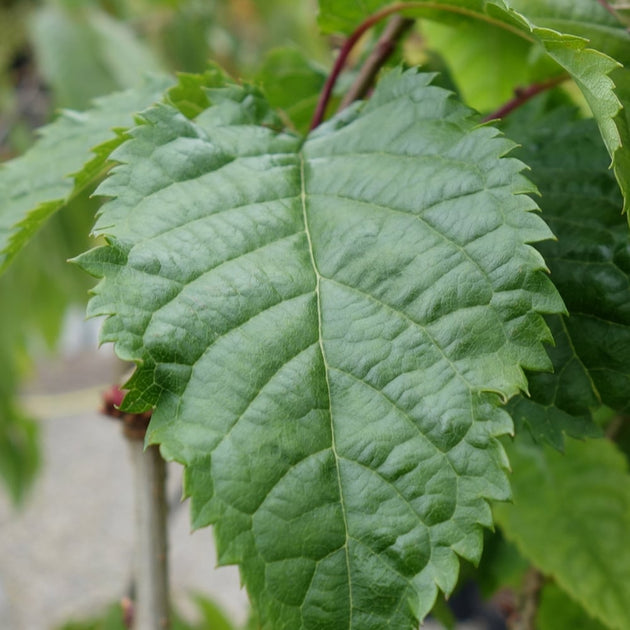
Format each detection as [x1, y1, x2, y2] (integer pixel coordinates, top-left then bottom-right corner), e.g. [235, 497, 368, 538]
[481, 75, 569, 123]
[597, 0, 622, 18]
[310, 5, 412, 130]
[339, 16, 414, 111]
[128, 442, 170, 630]
[102, 387, 170, 630]
[508, 568, 545, 630]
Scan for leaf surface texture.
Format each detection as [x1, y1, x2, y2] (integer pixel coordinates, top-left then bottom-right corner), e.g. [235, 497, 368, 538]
[78, 69, 562, 629]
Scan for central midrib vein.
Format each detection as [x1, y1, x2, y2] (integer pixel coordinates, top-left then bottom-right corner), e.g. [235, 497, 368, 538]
[298, 150, 354, 628]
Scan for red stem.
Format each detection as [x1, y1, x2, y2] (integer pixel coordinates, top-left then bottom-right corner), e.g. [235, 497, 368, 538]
[310, 4, 409, 130]
[596, 0, 621, 18]
[310, 0, 544, 130]
[481, 75, 569, 123]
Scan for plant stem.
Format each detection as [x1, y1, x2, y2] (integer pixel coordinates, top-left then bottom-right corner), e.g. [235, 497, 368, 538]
[481, 75, 569, 122]
[310, 5, 410, 130]
[606, 414, 629, 440]
[128, 440, 170, 630]
[311, 0, 545, 130]
[508, 567, 544, 630]
[339, 15, 414, 110]
[596, 0, 623, 19]
[102, 387, 170, 629]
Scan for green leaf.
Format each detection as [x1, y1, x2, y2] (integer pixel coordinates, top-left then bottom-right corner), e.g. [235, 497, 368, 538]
[507, 316, 603, 450]
[317, 0, 630, 211]
[0, 75, 174, 274]
[537, 582, 608, 630]
[495, 436, 630, 630]
[500, 105, 630, 448]
[30, 4, 163, 110]
[255, 48, 327, 134]
[506, 0, 630, 65]
[0, 188, 101, 503]
[474, 532, 529, 598]
[77, 68, 562, 629]
[421, 19, 556, 113]
[0, 403, 39, 505]
[189, 594, 237, 630]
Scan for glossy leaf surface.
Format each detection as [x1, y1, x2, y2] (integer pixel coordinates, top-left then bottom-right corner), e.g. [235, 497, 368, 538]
[77, 69, 562, 629]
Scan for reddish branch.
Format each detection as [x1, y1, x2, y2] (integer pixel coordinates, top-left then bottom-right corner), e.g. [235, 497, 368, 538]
[310, 5, 413, 130]
[482, 75, 570, 123]
[597, 0, 622, 18]
[102, 385, 153, 440]
[339, 15, 415, 110]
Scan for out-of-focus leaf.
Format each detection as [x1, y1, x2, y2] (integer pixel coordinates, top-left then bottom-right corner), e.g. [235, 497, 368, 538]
[537, 582, 608, 630]
[501, 104, 629, 448]
[0, 75, 173, 274]
[495, 437, 630, 630]
[421, 19, 555, 112]
[255, 48, 326, 133]
[475, 533, 529, 598]
[0, 401, 39, 505]
[30, 4, 163, 109]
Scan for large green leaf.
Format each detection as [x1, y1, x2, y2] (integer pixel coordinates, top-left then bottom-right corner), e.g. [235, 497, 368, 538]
[77, 68, 562, 629]
[0, 75, 173, 274]
[317, 0, 630, 211]
[501, 105, 630, 448]
[495, 437, 630, 630]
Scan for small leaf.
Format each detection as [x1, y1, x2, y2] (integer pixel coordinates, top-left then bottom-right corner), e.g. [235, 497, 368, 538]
[495, 436, 630, 630]
[0, 403, 39, 505]
[77, 68, 563, 629]
[255, 48, 327, 133]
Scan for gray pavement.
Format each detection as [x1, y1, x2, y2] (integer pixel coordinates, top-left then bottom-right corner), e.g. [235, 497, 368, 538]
[0, 350, 249, 630]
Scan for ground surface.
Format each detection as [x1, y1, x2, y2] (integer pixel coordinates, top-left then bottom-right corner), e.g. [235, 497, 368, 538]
[0, 347, 249, 630]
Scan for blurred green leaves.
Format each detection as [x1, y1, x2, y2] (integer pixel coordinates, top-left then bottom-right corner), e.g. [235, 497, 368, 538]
[495, 436, 630, 630]
[30, 3, 163, 110]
